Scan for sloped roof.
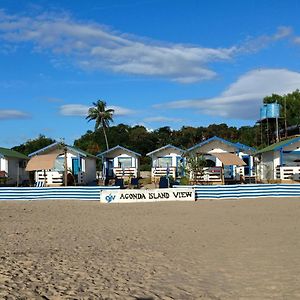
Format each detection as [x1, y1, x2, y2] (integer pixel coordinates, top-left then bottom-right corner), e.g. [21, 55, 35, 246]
[29, 142, 98, 159]
[28, 142, 61, 156]
[98, 145, 141, 157]
[67, 145, 98, 159]
[147, 144, 185, 156]
[187, 136, 256, 153]
[0, 147, 29, 160]
[256, 136, 300, 154]
[235, 142, 256, 152]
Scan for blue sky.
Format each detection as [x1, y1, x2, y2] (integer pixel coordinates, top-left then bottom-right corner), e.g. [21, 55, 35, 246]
[1, 0, 300, 148]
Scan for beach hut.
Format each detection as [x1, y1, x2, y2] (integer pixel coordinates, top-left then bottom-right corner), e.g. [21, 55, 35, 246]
[0, 147, 29, 186]
[186, 136, 256, 184]
[147, 144, 185, 182]
[256, 135, 300, 182]
[98, 145, 141, 180]
[26, 142, 98, 186]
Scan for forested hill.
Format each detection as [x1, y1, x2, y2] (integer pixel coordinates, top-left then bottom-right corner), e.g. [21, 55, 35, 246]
[73, 123, 258, 156]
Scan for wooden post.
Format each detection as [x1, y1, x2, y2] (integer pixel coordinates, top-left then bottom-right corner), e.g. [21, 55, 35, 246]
[64, 146, 68, 186]
[43, 169, 47, 187]
[16, 162, 20, 187]
[221, 164, 225, 185]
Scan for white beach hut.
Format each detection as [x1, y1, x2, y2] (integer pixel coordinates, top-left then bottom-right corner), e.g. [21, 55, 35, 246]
[147, 144, 185, 181]
[186, 136, 256, 184]
[256, 135, 300, 182]
[26, 142, 98, 186]
[0, 147, 29, 186]
[98, 145, 141, 180]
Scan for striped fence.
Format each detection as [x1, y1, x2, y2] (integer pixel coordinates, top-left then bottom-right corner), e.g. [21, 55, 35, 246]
[1, 184, 300, 201]
[0, 186, 119, 201]
[194, 184, 300, 199]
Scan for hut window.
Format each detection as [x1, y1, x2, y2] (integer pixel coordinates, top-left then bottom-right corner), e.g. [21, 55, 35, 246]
[118, 157, 132, 168]
[157, 157, 172, 168]
[53, 157, 65, 171]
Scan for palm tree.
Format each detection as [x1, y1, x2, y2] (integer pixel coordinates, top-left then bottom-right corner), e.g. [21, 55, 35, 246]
[86, 100, 114, 150]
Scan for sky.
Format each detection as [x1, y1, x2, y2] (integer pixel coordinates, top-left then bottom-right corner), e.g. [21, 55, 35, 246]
[1, 0, 300, 148]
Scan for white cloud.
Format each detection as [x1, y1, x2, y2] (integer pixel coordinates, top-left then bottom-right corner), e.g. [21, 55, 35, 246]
[144, 116, 183, 123]
[0, 10, 235, 83]
[59, 104, 135, 116]
[59, 104, 89, 116]
[109, 105, 135, 116]
[155, 69, 300, 120]
[240, 26, 292, 53]
[0, 109, 30, 120]
[0, 11, 293, 83]
[293, 36, 300, 44]
[273, 26, 292, 39]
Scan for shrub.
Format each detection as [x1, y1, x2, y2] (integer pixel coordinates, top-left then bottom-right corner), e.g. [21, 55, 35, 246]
[180, 176, 190, 185]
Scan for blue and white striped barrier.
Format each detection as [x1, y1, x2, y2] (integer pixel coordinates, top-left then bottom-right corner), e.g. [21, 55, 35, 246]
[1, 184, 300, 201]
[0, 186, 119, 201]
[194, 184, 300, 199]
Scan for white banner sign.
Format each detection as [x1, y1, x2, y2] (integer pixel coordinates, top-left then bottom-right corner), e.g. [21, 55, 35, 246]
[100, 188, 195, 203]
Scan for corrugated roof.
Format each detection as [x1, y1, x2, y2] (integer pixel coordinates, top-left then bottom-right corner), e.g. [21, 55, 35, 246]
[256, 136, 300, 154]
[0, 147, 29, 160]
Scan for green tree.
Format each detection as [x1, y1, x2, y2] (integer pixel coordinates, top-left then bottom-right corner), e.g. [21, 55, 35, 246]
[12, 134, 55, 156]
[263, 90, 300, 141]
[237, 126, 257, 147]
[86, 100, 114, 150]
[173, 126, 203, 148]
[74, 130, 98, 153]
[186, 154, 207, 184]
[264, 90, 300, 128]
[108, 124, 131, 149]
[153, 126, 173, 147]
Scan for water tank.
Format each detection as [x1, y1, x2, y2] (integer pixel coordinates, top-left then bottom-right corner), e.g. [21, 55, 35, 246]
[260, 105, 267, 120]
[266, 103, 280, 118]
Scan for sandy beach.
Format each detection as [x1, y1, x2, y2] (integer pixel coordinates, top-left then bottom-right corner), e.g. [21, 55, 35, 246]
[1, 198, 300, 299]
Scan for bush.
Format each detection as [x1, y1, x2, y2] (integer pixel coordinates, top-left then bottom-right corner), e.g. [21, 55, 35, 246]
[140, 164, 151, 171]
[180, 176, 190, 185]
[140, 177, 152, 185]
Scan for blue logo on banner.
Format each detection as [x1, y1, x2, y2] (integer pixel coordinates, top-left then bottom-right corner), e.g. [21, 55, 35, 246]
[105, 193, 116, 203]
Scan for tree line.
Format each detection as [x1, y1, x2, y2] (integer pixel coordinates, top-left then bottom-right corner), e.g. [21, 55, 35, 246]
[12, 124, 259, 171]
[12, 90, 300, 170]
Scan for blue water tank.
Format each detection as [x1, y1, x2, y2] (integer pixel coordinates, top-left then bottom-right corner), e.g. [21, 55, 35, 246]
[266, 103, 280, 118]
[260, 105, 267, 120]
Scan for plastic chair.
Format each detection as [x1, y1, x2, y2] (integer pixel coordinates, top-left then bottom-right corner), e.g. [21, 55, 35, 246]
[114, 178, 124, 188]
[130, 177, 140, 188]
[159, 176, 169, 188]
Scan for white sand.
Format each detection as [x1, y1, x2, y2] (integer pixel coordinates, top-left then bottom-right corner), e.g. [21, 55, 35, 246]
[1, 198, 300, 299]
